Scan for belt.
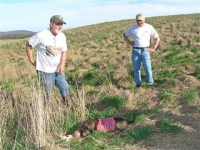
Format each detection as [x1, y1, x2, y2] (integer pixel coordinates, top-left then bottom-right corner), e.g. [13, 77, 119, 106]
[133, 47, 148, 49]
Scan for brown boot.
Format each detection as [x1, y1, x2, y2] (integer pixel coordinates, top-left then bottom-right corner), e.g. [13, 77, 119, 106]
[63, 94, 76, 109]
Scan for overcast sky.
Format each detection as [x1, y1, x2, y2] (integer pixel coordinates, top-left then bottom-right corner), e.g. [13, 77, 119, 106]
[0, 0, 199, 32]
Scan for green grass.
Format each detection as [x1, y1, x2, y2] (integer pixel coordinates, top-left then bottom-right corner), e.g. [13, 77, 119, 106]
[192, 67, 200, 80]
[91, 62, 100, 69]
[88, 107, 117, 120]
[123, 126, 152, 142]
[182, 88, 197, 104]
[159, 89, 172, 100]
[86, 90, 99, 96]
[0, 81, 13, 91]
[82, 70, 109, 86]
[68, 126, 152, 149]
[197, 106, 200, 113]
[157, 118, 182, 134]
[101, 95, 125, 109]
[68, 131, 117, 150]
[2, 118, 36, 150]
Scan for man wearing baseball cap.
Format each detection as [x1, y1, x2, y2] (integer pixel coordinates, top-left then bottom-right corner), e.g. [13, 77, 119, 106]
[50, 15, 66, 25]
[26, 15, 76, 108]
[123, 13, 160, 88]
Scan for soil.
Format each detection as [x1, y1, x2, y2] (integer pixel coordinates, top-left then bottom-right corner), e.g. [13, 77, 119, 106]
[129, 105, 200, 150]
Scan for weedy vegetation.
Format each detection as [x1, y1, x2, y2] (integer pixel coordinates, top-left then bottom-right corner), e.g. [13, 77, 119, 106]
[157, 118, 183, 134]
[0, 13, 200, 150]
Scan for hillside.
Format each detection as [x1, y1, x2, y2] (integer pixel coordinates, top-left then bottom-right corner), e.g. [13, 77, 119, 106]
[0, 30, 35, 39]
[0, 13, 200, 150]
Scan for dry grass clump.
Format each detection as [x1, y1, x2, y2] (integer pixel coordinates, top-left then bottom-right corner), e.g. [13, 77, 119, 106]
[177, 75, 200, 87]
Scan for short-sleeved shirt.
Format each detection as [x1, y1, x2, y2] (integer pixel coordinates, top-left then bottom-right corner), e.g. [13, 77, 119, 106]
[28, 29, 67, 73]
[124, 23, 159, 47]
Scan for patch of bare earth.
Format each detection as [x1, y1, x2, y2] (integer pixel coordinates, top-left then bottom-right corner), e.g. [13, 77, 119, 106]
[143, 105, 200, 150]
[120, 74, 200, 150]
[121, 105, 200, 150]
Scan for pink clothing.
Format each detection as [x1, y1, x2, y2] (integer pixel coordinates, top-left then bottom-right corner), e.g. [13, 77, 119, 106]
[96, 118, 116, 132]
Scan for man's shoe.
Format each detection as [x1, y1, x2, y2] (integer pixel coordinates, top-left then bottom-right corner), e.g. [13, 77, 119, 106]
[148, 83, 157, 88]
[136, 85, 141, 88]
[63, 94, 76, 109]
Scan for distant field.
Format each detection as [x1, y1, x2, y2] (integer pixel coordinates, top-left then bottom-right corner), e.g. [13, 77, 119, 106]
[0, 38, 28, 44]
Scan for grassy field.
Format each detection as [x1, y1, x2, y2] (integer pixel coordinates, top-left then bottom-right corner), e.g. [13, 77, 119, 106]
[0, 13, 200, 150]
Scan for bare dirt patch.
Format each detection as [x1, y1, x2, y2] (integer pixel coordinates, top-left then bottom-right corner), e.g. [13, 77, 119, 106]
[133, 105, 200, 150]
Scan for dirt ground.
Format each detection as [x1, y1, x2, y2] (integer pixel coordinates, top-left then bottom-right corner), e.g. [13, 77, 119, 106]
[128, 105, 200, 150]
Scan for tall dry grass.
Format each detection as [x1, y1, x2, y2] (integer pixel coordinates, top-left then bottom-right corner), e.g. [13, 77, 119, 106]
[0, 40, 87, 148]
[0, 72, 89, 149]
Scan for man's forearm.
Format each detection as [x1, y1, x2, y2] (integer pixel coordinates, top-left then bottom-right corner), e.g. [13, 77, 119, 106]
[153, 37, 160, 49]
[123, 33, 130, 43]
[60, 51, 67, 66]
[26, 42, 36, 66]
[26, 42, 33, 62]
[123, 33, 134, 46]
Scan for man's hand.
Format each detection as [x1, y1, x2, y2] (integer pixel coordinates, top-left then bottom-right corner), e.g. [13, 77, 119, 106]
[148, 48, 155, 53]
[57, 51, 67, 74]
[26, 42, 36, 66]
[127, 41, 135, 47]
[123, 33, 135, 47]
[30, 59, 36, 66]
[57, 64, 65, 74]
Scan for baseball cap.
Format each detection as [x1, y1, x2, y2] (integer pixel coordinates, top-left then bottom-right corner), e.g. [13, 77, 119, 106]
[136, 13, 145, 20]
[50, 15, 66, 24]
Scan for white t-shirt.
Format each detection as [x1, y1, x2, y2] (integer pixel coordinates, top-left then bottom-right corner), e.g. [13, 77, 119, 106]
[124, 23, 158, 47]
[28, 29, 67, 73]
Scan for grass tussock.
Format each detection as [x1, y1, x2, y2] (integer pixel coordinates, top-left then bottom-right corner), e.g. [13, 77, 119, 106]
[0, 13, 200, 150]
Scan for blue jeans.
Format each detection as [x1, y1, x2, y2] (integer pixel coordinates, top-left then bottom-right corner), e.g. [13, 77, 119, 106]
[132, 48, 154, 85]
[37, 71, 70, 101]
